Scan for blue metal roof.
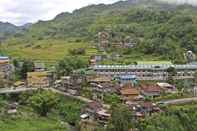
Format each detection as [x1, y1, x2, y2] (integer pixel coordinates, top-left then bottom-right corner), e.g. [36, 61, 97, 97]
[118, 75, 137, 79]
[115, 75, 137, 80]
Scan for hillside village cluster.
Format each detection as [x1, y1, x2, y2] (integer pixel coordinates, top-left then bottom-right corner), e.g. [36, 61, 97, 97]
[1, 31, 197, 128]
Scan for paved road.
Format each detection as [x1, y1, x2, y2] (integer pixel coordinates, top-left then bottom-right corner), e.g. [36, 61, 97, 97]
[1, 87, 197, 107]
[50, 88, 93, 103]
[0, 87, 110, 108]
[0, 87, 92, 102]
[0, 87, 38, 94]
[158, 97, 197, 105]
[50, 88, 110, 109]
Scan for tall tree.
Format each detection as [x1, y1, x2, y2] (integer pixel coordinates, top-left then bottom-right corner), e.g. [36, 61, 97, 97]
[29, 89, 58, 116]
[167, 66, 177, 84]
[56, 56, 88, 77]
[107, 104, 132, 131]
[193, 71, 197, 85]
[20, 60, 34, 79]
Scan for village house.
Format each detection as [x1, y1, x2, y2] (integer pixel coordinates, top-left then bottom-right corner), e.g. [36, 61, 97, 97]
[119, 83, 140, 101]
[88, 75, 112, 84]
[96, 109, 111, 124]
[88, 75, 115, 93]
[89, 55, 107, 65]
[61, 76, 79, 95]
[156, 82, 177, 94]
[90, 82, 117, 93]
[0, 56, 12, 80]
[91, 82, 119, 101]
[98, 31, 110, 50]
[27, 71, 53, 88]
[123, 41, 136, 48]
[117, 42, 134, 49]
[88, 75, 118, 100]
[13, 81, 26, 88]
[82, 101, 103, 118]
[89, 57, 97, 66]
[140, 84, 163, 97]
[81, 101, 110, 124]
[129, 101, 161, 119]
[34, 62, 46, 72]
[139, 102, 161, 116]
[126, 101, 139, 111]
[55, 74, 85, 95]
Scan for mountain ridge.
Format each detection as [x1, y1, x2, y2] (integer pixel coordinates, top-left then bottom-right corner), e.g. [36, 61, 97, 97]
[1, 0, 197, 64]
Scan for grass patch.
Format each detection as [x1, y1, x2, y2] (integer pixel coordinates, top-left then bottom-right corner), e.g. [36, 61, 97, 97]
[1, 39, 97, 65]
[0, 93, 86, 131]
[0, 106, 67, 131]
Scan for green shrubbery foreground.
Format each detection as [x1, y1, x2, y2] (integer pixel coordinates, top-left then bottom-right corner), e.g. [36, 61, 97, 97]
[0, 89, 85, 131]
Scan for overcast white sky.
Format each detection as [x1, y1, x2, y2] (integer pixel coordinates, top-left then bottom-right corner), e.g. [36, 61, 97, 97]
[0, 0, 120, 26]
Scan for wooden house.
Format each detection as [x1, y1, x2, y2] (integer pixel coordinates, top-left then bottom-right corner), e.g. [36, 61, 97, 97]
[27, 71, 52, 88]
[120, 83, 140, 101]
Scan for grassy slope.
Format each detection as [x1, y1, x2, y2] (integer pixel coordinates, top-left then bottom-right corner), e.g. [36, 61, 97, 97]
[0, 38, 166, 65]
[2, 1, 197, 65]
[0, 93, 85, 131]
[0, 95, 85, 131]
[0, 107, 67, 131]
[1, 39, 98, 65]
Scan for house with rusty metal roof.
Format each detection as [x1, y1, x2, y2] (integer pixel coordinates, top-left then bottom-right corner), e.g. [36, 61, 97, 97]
[140, 84, 163, 97]
[119, 83, 140, 101]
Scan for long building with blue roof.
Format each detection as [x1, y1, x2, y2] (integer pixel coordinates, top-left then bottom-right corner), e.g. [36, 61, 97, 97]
[90, 61, 197, 80]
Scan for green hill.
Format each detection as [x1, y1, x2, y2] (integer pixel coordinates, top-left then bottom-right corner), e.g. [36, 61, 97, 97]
[1, 0, 197, 64]
[0, 22, 23, 42]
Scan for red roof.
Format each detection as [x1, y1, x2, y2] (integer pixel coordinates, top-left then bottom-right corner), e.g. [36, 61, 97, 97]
[0, 60, 9, 64]
[142, 102, 154, 108]
[120, 83, 139, 95]
[120, 88, 139, 95]
[87, 101, 102, 111]
[141, 84, 162, 93]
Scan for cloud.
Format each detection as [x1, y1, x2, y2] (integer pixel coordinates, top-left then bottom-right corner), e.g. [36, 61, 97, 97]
[0, 0, 120, 26]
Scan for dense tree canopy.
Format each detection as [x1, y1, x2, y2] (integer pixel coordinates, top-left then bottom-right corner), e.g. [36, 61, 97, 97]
[56, 56, 88, 77]
[107, 104, 132, 131]
[29, 89, 58, 116]
[1, 1, 197, 63]
[137, 105, 197, 131]
[19, 60, 34, 79]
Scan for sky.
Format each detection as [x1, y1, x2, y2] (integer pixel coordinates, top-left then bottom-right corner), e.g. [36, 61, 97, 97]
[0, 0, 120, 26]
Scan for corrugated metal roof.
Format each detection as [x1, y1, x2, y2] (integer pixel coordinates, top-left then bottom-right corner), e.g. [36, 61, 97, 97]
[92, 64, 197, 70]
[27, 72, 49, 77]
[136, 61, 172, 65]
[0, 56, 9, 60]
[117, 75, 137, 79]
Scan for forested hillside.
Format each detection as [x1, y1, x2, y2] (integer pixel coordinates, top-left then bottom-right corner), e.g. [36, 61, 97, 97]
[136, 104, 197, 131]
[1, 0, 197, 63]
[0, 22, 22, 42]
